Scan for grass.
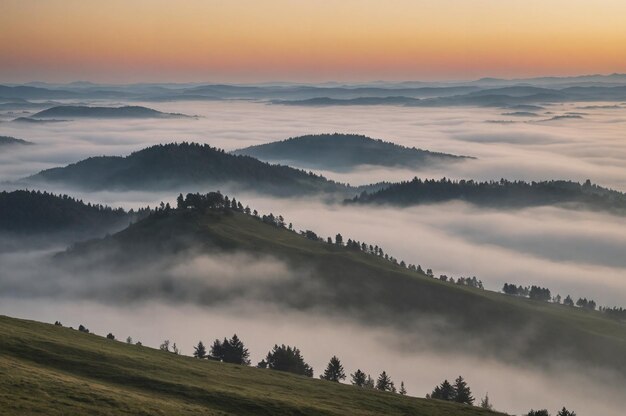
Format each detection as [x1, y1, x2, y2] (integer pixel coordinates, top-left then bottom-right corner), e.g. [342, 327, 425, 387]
[0, 315, 505, 416]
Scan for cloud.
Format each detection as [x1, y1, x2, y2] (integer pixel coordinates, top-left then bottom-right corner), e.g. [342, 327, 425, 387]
[2, 98, 626, 415]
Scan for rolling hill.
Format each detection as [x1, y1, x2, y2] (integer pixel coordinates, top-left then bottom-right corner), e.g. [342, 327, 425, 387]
[31, 105, 189, 119]
[348, 177, 626, 215]
[233, 133, 471, 171]
[0, 135, 33, 146]
[61, 198, 626, 379]
[24, 142, 352, 196]
[0, 315, 503, 415]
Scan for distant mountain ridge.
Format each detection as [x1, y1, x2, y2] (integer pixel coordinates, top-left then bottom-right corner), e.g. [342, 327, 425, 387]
[233, 133, 472, 171]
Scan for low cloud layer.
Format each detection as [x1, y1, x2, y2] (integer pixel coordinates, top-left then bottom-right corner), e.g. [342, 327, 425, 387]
[2, 99, 626, 415]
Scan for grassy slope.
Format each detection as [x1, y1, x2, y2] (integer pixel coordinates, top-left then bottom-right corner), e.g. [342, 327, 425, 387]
[0, 315, 503, 416]
[70, 210, 626, 377]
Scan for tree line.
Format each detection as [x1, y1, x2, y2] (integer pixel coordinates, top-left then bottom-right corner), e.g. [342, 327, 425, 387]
[502, 282, 626, 321]
[347, 177, 626, 214]
[56, 320, 578, 415]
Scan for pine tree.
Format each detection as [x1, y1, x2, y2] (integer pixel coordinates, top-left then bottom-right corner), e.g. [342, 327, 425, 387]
[480, 393, 493, 410]
[265, 344, 313, 377]
[193, 341, 207, 359]
[453, 376, 474, 405]
[364, 375, 375, 389]
[126, 336, 133, 344]
[430, 379, 454, 401]
[210, 335, 250, 365]
[399, 381, 407, 395]
[106, 333, 115, 340]
[225, 334, 250, 365]
[557, 408, 576, 416]
[320, 356, 346, 382]
[350, 369, 367, 387]
[527, 410, 550, 416]
[376, 371, 393, 392]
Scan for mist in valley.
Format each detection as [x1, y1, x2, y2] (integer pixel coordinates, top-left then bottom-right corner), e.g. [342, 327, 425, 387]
[2, 99, 626, 414]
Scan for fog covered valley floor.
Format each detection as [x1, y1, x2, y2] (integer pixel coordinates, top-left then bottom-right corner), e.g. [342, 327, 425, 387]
[2, 91, 626, 415]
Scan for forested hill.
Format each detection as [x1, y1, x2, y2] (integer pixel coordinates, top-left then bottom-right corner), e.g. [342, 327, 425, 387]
[0, 190, 139, 235]
[62, 193, 626, 379]
[0, 135, 33, 146]
[30, 105, 188, 119]
[25, 142, 350, 196]
[348, 177, 626, 214]
[233, 133, 471, 171]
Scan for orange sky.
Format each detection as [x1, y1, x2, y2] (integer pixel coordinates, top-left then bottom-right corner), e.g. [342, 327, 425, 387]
[1, 0, 625, 83]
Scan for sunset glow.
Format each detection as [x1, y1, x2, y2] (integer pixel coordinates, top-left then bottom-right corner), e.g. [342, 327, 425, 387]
[2, 0, 626, 82]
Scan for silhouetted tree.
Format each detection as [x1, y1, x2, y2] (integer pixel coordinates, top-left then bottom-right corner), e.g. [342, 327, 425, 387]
[54, 321, 62, 326]
[527, 410, 550, 416]
[126, 336, 133, 344]
[210, 334, 250, 365]
[376, 371, 393, 392]
[193, 341, 207, 359]
[430, 379, 454, 401]
[453, 376, 474, 405]
[335, 233, 343, 245]
[563, 295, 574, 306]
[557, 407, 576, 416]
[78, 324, 89, 333]
[351, 369, 367, 387]
[106, 333, 115, 340]
[264, 344, 313, 377]
[480, 393, 493, 410]
[399, 381, 407, 395]
[320, 356, 345, 382]
[159, 340, 170, 352]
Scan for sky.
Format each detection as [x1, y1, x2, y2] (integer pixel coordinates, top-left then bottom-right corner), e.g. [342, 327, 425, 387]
[2, 0, 626, 83]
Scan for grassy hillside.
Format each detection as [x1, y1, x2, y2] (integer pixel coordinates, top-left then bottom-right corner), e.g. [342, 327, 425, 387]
[0, 315, 503, 416]
[233, 133, 470, 170]
[25, 142, 352, 196]
[65, 204, 626, 378]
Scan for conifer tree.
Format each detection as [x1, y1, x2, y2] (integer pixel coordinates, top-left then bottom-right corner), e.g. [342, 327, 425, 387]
[193, 341, 207, 359]
[453, 376, 474, 405]
[350, 369, 367, 387]
[320, 356, 345, 382]
[399, 381, 407, 395]
[480, 393, 493, 410]
[376, 371, 393, 392]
